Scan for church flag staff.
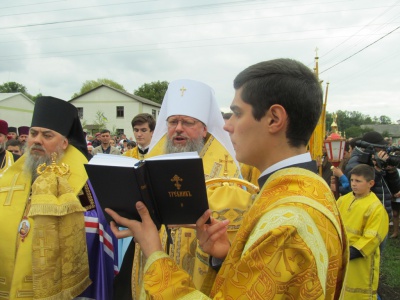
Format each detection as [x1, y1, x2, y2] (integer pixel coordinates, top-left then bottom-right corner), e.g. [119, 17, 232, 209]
[308, 47, 329, 176]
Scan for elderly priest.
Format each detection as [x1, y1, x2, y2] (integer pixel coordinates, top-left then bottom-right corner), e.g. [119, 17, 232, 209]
[0, 96, 117, 300]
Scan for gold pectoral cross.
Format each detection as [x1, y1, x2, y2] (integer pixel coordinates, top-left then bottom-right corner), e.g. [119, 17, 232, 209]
[219, 154, 233, 177]
[1, 174, 25, 206]
[180, 86, 187, 96]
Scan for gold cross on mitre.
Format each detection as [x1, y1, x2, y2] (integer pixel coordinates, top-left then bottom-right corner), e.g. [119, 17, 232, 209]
[219, 154, 233, 177]
[0, 173, 26, 206]
[180, 86, 186, 96]
[171, 174, 183, 190]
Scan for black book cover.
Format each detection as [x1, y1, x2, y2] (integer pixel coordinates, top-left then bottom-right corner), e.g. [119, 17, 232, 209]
[84, 154, 209, 227]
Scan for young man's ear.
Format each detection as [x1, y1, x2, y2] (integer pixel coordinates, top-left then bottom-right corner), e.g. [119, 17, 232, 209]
[267, 104, 287, 133]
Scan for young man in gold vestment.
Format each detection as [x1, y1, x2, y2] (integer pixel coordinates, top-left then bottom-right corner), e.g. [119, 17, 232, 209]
[107, 60, 348, 299]
[123, 113, 156, 160]
[337, 164, 388, 299]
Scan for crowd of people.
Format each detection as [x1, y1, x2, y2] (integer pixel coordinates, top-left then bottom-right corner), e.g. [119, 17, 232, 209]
[0, 57, 399, 300]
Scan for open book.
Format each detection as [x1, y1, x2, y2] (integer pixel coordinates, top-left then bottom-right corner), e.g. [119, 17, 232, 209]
[85, 152, 209, 228]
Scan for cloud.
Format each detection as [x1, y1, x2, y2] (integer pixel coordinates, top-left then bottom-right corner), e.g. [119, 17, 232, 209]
[0, 0, 399, 122]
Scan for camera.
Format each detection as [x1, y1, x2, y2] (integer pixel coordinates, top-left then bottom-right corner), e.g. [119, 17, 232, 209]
[355, 140, 400, 168]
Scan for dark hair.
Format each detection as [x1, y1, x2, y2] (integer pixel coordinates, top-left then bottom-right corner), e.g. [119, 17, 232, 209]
[128, 141, 136, 147]
[222, 112, 233, 120]
[233, 58, 323, 147]
[100, 129, 110, 134]
[350, 164, 375, 182]
[6, 139, 22, 148]
[131, 113, 156, 132]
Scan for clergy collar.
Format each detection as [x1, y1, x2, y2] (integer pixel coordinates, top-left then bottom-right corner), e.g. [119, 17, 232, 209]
[259, 153, 312, 178]
[258, 153, 316, 187]
[137, 145, 149, 151]
[138, 145, 149, 155]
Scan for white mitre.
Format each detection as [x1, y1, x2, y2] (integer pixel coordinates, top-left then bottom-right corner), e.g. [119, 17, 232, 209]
[149, 79, 238, 167]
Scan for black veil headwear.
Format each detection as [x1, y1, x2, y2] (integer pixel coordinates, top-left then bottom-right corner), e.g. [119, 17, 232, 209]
[31, 96, 89, 158]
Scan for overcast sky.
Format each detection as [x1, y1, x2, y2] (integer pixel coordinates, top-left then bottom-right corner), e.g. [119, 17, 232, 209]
[1, 0, 399, 123]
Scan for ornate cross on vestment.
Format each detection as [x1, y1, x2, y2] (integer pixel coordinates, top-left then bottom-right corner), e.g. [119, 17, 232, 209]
[180, 86, 187, 96]
[33, 230, 52, 267]
[219, 154, 233, 177]
[0, 173, 26, 206]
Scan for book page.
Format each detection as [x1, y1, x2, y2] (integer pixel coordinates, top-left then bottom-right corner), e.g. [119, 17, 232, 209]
[88, 153, 140, 167]
[146, 151, 199, 161]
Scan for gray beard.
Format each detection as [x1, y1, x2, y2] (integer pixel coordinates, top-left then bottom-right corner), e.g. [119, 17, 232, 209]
[23, 144, 64, 182]
[165, 135, 204, 154]
[0, 141, 5, 152]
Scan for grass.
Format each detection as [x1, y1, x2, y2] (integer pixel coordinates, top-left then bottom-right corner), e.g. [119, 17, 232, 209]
[378, 225, 400, 298]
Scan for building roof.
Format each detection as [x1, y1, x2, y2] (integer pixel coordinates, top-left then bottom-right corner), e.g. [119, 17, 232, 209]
[361, 124, 400, 137]
[69, 84, 161, 107]
[0, 93, 34, 104]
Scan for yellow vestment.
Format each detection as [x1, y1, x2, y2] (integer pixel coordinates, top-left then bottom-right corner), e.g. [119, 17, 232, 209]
[124, 147, 144, 160]
[240, 163, 260, 187]
[337, 192, 388, 299]
[141, 167, 348, 299]
[131, 133, 255, 299]
[0, 150, 15, 178]
[0, 146, 90, 299]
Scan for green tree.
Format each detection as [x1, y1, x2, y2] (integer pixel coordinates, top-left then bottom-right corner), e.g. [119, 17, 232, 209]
[0, 81, 27, 93]
[72, 78, 126, 98]
[325, 110, 376, 137]
[93, 110, 108, 131]
[32, 93, 43, 102]
[379, 115, 392, 124]
[134, 80, 169, 104]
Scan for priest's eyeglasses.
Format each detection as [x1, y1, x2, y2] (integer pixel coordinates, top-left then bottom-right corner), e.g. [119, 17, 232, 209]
[167, 118, 198, 128]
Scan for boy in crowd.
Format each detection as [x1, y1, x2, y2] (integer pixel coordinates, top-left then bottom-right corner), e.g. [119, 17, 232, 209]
[337, 164, 389, 299]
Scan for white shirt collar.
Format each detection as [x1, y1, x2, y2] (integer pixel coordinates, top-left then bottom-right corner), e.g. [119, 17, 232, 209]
[259, 152, 312, 179]
[138, 145, 149, 151]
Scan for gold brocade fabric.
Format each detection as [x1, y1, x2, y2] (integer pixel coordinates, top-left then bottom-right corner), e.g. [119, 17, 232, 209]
[337, 192, 388, 299]
[123, 147, 144, 160]
[0, 146, 90, 300]
[131, 134, 253, 300]
[29, 172, 90, 299]
[141, 167, 348, 300]
[0, 150, 15, 178]
[239, 163, 260, 187]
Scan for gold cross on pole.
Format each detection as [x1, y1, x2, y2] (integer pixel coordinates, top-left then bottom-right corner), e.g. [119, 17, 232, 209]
[0, 174, 26, 206]
[219, 154, 233, 177]
[180, 86, 187, 96]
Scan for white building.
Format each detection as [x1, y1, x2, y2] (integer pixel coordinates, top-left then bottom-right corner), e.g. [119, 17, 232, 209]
[69, 84, 161, 137]
[0, 93, 35, 127]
